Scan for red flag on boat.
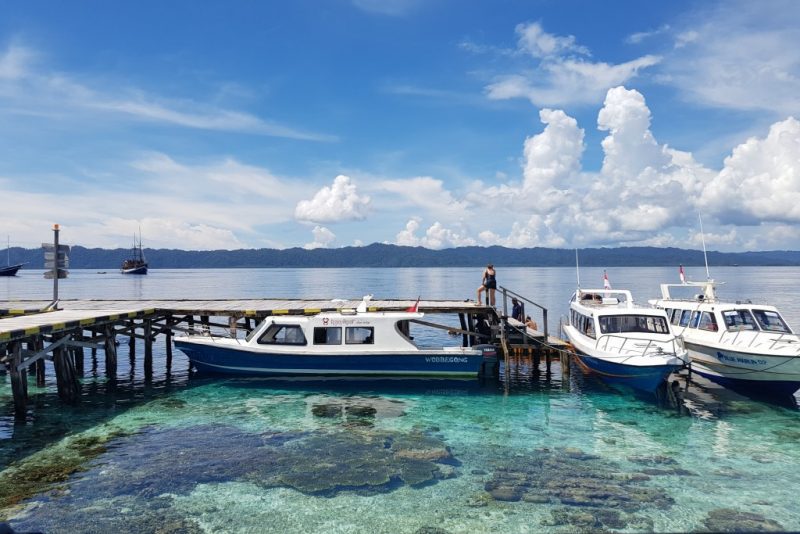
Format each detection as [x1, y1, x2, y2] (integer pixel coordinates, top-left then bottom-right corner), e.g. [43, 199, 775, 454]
[603, 270, 611, 289]
[679, 265, 686, 284]
[406, 296, 420, 312]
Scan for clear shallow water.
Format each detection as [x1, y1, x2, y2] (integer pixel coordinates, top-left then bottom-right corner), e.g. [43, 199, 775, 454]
[1, 267, 799, 533]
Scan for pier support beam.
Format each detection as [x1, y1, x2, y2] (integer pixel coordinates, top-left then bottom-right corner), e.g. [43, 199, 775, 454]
[53, 337, 80, 404]
[74, 332, 84, 377]
[104, 325, 117, 380]
[144, 319, 153, 381]
[9, 342, 27, 419]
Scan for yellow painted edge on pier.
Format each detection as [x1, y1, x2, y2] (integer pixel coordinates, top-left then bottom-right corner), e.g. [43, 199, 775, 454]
[0, 332, 10, 341]
[127, 312, 138, 318]
[108, 314, 119, 321]
[24, 327, 40, 335]
[272, 309, 289, 315]
[244, 310, 257, 317]
[368, 306, 379, 312]
[52, 323, 65, 331]
[144, 308, 155, 315]
[9, 309, 24, 315]
[304, 308, 321, 314]
[80, 318, 95, 326]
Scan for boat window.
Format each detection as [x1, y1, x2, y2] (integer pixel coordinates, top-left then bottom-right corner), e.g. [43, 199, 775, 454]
[346, 326, 374, 345]
[752, 309, 791, 333]
[598, 315, 669, 334]
[679, 310, 691, 327]
[313, 327, 342, 345]
[257, 324, 307, 345]
[670, 309, 682, 326]
[721, 310, 758, 332]
[698, 312, 718, 332]
[689, 311, 702, 329]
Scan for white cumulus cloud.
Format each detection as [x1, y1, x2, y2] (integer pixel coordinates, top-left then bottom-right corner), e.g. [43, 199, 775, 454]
[294, 175, 371, 223]
[304, 226, 336, 249]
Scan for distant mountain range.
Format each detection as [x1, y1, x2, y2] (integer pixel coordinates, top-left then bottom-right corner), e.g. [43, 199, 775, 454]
[6, 244, 800, 269]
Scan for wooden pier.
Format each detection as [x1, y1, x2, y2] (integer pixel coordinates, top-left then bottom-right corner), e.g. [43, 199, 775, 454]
[0, 296, 568, 418]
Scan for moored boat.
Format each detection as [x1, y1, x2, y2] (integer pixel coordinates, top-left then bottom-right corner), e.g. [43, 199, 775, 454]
[563, 288, 688, 393]
[174, 297, 497, 377]
[0, 236, 24, 276]
[121, 232, 148, 275]
[649, 277, 800, 396]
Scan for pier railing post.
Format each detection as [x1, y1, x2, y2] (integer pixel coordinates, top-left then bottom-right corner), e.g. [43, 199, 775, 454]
[9, 342, 27, 419]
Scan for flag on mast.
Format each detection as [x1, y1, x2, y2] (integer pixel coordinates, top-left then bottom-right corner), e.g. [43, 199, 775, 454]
[406, 296, 421, 312]
[603, 270, 611, 290]
[679, 265, 686, 284]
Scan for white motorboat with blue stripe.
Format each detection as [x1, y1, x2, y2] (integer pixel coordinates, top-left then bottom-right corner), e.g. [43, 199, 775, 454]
[650, 277, 800, 396]
[563, 288, 688, 393]
[174, 297, 496, 377]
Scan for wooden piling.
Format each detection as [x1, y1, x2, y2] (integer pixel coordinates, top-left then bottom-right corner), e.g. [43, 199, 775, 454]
[53, 337, 80, 404]
[74, 331, 85, 377]
[104, 325, 117, 379]
[144, 319, 153, 381]
[9, 342, 27, 418]
[165, 325, 173, 371]
[128, 321, 136, 367]
[35, 337, 45, 387]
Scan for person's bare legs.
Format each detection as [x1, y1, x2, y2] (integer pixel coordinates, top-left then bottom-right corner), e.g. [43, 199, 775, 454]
[476, 286, 485, 303]
[488, 288, 496, 306]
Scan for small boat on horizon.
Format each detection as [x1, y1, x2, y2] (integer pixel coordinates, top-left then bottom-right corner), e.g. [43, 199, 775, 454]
[562, 288, 688, 393]
[0, 236, 24, 277]
[650, 273, 800, 397]
[174, 296, 497, 377]
[121, 231, 148, 275]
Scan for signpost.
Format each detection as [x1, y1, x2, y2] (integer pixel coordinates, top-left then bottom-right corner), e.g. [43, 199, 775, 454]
[43, 224, 70, 302]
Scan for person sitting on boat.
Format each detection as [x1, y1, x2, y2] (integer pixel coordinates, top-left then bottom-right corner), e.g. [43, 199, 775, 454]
[476, 264, 497, 306]
[525, 315, 538, 331]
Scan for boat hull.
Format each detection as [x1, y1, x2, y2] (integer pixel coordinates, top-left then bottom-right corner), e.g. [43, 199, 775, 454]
[121, 265, 148, 275]
[572, 351, 682, 393]
[686, 342, 800, 396]
[174, 340, 488, 377]
[0, 264, 23, 276]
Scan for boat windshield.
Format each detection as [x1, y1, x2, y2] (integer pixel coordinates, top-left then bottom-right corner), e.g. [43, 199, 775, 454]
[751, 309, 792, 333]
[721, 310, 758, 331]
[598, 315, 669, 335]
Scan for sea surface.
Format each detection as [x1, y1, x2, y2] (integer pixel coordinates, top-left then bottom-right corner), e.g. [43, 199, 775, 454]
[0, 266, 799, 533]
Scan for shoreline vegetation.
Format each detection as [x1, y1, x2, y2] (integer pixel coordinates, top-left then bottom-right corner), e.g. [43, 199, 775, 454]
[6, 243, 800, 269]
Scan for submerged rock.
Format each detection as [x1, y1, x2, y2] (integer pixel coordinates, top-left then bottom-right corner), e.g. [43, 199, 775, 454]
[485, 447, 674, 513]
[702, 508, 785, 532]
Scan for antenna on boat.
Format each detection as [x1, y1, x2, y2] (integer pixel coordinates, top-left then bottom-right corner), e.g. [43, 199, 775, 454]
[575, 248, 581, 289]
[698, 214, 711, 281]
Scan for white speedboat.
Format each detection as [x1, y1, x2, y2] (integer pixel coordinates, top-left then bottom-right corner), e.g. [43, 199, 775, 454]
[174, 297, 497, 377]
[563, 289, 688, 393]
[650, 280, 800, 396]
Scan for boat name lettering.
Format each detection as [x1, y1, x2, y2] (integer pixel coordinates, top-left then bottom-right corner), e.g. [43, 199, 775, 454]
[327, 318, 370, 326]
[716, 352, 767, 366]
[425, 356, 468, 363]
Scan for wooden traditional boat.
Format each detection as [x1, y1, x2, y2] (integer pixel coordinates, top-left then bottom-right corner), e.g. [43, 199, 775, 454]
[121, 232, 148, 275]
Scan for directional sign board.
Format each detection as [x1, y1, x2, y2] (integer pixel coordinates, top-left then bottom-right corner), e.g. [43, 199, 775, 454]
[42, 243, 70, 276]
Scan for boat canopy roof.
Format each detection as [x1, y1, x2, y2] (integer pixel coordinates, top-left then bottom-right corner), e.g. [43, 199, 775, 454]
[658, 280, 719, 302]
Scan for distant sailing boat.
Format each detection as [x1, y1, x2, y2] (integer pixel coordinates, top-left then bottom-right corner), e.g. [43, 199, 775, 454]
[0, 236, 24, 276]
[121, 231, 148, 275]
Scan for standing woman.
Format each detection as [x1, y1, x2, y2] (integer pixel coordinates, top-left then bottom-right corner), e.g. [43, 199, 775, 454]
[476, 264, 497, 306]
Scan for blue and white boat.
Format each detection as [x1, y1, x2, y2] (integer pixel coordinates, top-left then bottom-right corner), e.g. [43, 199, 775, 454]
[174, 297, 497, 377]
[563, 288, 688, 393]
[650, 279, 800, 396]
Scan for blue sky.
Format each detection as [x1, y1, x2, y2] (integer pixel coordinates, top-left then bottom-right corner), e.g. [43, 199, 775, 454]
[1, 0, 799, 252]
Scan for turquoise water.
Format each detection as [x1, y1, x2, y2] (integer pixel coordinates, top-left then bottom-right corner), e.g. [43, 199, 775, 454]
[1, 267, 799, 533]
